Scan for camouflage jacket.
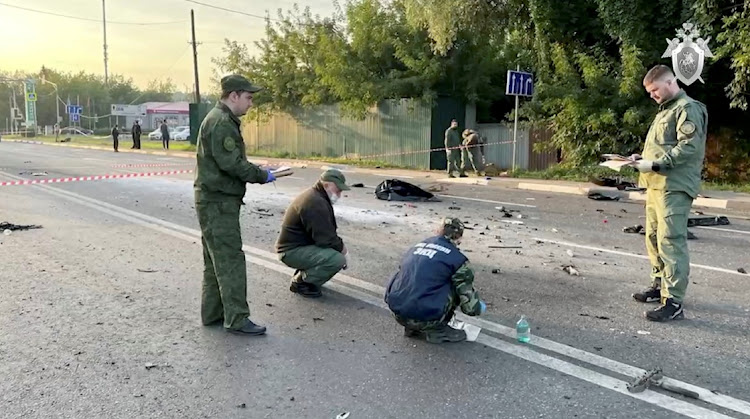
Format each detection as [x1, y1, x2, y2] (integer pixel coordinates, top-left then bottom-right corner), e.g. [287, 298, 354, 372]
[194, 102, 267, 202]
[451, 261, 482, 316]
[638, 90, 708, 199]
[445, 127, 461, 148]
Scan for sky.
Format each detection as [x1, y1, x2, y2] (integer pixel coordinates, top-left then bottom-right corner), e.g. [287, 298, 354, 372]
[0, 0, 338, 93]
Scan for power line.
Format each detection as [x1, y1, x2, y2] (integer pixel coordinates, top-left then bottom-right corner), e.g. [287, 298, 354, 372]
[0, 2, 186, 25]
[183, 0, 274, 21]
[127, 45, 192, 105]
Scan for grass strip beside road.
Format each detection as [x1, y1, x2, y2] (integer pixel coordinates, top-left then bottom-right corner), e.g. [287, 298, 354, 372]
[5, 135, 195, 152]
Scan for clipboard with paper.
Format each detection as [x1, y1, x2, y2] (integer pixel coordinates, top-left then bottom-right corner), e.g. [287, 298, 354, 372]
[268, 166, 294, 178]
[599, 154, 633, 172]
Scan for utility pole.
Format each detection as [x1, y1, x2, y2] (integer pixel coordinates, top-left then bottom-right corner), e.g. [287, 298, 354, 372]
[102, 0, 109, 85]
[190, 9, 201, 103]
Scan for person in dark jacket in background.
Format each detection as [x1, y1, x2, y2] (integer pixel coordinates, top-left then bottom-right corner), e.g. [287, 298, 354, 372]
[131, 120, 142, 149]
[111, 125, 120, 152]
[385, 217, 486, 343]
[160, 120, 170, 150]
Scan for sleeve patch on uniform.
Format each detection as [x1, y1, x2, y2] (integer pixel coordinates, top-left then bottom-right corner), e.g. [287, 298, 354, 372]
[679, 121, 696, 135]
[223, 137, 236, 152]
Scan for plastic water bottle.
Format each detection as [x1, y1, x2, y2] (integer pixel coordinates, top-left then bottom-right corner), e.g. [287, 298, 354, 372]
[516, 315, 530, 343]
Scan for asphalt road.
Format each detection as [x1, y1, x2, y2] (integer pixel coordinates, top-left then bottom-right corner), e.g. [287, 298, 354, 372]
[1, 142, 749, 419]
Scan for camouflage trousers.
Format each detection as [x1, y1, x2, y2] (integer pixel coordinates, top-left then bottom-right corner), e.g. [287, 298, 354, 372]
[279, 245, 346, 287]
[393, 301, 458, 332]
[462, 146, 485, 174]
[446, 149, 464, 175]
[645, 189, 693, 303]
[196, 198, 250, 330]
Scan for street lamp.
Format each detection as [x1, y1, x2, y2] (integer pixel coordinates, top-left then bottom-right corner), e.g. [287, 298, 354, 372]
[40, 75, 62, 133]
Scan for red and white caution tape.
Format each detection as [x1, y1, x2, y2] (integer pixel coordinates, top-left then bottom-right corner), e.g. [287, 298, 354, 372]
[111, 163, 193, 168]
[0, 169, 193, 187]
[352, 139, 515, 160]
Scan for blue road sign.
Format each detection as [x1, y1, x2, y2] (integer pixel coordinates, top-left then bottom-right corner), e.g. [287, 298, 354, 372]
[66, 105, 83, 114]
[506, 70, 534, 97]
[71, 113, 80, 122]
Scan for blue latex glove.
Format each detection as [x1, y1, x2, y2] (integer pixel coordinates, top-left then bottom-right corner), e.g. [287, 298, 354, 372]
[479, 300, 487, 315]
[265, 170, 276, 183]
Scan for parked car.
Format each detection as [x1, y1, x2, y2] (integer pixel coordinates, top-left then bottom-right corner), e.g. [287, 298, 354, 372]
[59, 127, 94, 136]
[148, 128, 177, 141]
[172, 126, 190, 141]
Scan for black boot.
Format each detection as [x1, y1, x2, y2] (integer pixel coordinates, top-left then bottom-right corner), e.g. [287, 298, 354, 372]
[425, 324, 467, 343]
[404, 327, 425, 339]
[632, 286, 661, 303]
[227, 319, 267, 336]
[645, 298, 684, 322]
[290, 281, 322, 298]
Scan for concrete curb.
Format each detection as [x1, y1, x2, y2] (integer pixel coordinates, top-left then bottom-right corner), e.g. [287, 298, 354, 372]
[5, 139, 750, 211]
[515, 181, 738, 210]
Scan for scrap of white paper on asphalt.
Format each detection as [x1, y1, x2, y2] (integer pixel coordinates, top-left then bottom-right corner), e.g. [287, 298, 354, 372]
[448, 318, 482, 342]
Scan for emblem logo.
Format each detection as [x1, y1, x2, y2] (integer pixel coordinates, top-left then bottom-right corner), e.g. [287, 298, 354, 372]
[661, 22, 713, 86]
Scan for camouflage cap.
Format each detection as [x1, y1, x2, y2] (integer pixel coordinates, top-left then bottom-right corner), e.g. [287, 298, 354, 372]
[442, 217, 465, 238]
[320, 169, 350, 191]
[220, 74, 263, 95]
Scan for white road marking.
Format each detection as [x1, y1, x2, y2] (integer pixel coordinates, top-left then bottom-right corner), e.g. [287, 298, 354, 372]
[696, 226, 750, 236]
[438, 194, 537, 208]
[7, 171, 749, 418]
[533, 237, 749, 277]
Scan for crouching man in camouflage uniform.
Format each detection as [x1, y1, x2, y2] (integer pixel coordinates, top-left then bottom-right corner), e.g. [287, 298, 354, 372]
[384, 218, 486, 343]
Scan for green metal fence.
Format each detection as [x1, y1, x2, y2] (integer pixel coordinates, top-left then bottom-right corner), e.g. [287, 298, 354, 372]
[241, 99, 432, 169]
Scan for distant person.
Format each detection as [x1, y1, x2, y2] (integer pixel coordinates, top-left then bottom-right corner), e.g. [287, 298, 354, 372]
[111, 125, 120, 152]
[54, 123, 60, 142]
[461, 129, 485, 176]
[160, 120, 170, 150]
[131, 120, 142, 149]
[445, 119, 465, 178]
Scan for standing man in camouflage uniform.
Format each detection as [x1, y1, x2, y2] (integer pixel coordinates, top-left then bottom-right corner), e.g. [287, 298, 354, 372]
[630, 65, 708, 322]
[385, 217, 487, 343]
[194, 74, 276, 336]
[461, 129, 486, 176]
[445, 119, 466, 178]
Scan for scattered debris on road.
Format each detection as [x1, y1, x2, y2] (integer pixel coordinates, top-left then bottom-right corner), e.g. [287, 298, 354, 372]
[237, 403, 247, 409]
[687, 215, 730, 227]
[375, 179, 438, 202]
[566, 249, 575, 258]
[488, 245, 522, 249]
[739, 268, 748, 274]
[336, 412, 351, 419]
[251, 208, 274, 217]
[623, 225, 644, 234]
[501, 220, 524, 225]
[623, 224, 697, 239]
[579, 313, 611, 320]
[587, 192, 620, 201]
[562, 265, 580, 276]
[491, 269, 501, 274]
[0, 222, 43, 232]
[137, 269, 158, 273]
[351, 183, 365, 188]
[448, 206, 461, 210]
[636, 330, 651, 335]
[312, 317, 325, 322]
